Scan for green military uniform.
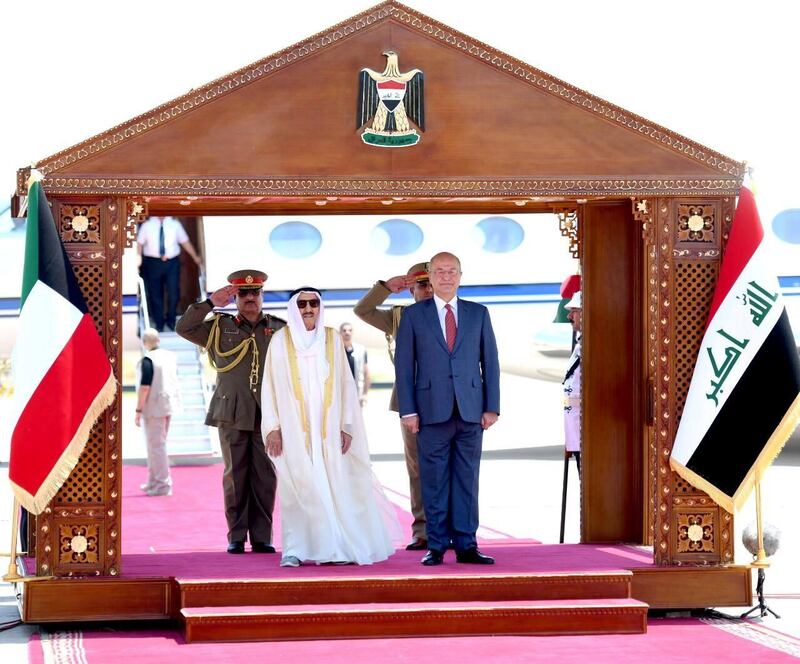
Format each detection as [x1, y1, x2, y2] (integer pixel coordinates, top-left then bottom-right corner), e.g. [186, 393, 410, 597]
[354, 277, 426, 542]
[176, 280, 286, 547]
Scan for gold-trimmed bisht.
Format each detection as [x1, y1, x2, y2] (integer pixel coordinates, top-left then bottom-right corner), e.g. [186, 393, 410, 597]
[284, 326, 335, 459]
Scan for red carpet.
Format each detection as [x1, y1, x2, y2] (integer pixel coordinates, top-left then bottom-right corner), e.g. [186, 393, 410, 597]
[29, 619, 800, 663]
[119, 463, 650, 579]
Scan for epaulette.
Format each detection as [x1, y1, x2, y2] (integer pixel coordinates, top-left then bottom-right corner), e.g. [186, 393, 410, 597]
[267, 314, 287, 325]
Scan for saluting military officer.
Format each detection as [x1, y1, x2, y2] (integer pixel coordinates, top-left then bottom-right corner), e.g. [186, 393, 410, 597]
[353, 262, 433, 551]
[176, 269, 286, 554]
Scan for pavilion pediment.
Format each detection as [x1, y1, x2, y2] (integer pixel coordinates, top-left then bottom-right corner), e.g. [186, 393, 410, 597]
[20, 2, 742, 197]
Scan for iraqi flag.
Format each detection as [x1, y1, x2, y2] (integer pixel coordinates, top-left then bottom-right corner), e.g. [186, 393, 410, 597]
[8, 176, 116, 514]
[670, 186, 800, 513]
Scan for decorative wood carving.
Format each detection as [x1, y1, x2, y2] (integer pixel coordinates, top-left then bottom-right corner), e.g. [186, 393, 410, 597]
[556, 208, 579, 258]
[125, 198, 148, 249]
[632, 198, 651, 240]
[676, 512, 715, 554]
[651, 196, 735, 566]
[36, 197, 122, 578]
[636, 197, 657, 546]
[677, 203, 715, 243]
[59, 524, 100, 564]
[25, 3, 741, 190]
[59, 204, 101, 243]
[32, 176, 742, 197]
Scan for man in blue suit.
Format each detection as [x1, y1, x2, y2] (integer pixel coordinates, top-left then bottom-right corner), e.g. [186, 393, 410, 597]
[395, 252, 500, 566]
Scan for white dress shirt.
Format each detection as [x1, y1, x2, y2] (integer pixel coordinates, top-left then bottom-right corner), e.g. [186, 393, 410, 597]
[137, 217, 189, 260]
[433, 293, 459, 342]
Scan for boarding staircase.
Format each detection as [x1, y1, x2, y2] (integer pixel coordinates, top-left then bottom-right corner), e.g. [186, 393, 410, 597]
[158, 331, 215, 459]
[137, 275, 215, 460]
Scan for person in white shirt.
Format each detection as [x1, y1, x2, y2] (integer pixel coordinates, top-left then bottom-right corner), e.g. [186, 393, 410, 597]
[137, 217, 201, 331]
[135, 328, 181, 496]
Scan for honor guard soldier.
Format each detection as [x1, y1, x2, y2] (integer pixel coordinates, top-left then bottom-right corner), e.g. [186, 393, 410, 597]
[176, 269, 286, 554]
[354, 262, 433, 550]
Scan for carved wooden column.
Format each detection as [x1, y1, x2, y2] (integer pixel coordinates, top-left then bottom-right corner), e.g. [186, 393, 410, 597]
[638, 195, 736, 565]
[33, 196, 127, 577]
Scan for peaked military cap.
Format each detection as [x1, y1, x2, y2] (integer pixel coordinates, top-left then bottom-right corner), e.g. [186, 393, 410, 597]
[227, 269, 267, 289]
[406, 262, 430, 282]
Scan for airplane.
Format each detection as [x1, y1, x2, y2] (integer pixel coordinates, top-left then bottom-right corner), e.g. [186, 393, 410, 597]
[0, 206, 797, 388]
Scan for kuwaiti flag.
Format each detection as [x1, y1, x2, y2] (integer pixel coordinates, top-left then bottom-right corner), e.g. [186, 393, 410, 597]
[670, 186, 800, 513]
[9, 175, 116, 514]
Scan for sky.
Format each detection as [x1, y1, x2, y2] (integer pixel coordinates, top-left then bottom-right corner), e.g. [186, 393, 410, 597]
[1, 0, 798, 230]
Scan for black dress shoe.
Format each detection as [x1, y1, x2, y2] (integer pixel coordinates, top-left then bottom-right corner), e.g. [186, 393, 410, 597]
[421, 549, 444, 566]
[227, 541, 245, 554]
[251, 542, 276, 553]
[455, 548, 494, 565]
[405, 538, 428, 551]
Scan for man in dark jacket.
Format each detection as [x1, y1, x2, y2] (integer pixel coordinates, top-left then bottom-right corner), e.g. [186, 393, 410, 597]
[176, 269, 285, 554]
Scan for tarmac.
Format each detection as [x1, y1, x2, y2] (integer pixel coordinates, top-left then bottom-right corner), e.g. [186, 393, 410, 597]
[2, 368, 799, 661]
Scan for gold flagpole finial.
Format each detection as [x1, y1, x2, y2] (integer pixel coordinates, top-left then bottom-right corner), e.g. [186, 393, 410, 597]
[27, 167, 43, 189]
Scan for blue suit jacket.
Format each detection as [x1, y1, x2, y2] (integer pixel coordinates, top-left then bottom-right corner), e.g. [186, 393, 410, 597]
[395, 297, 500, 425]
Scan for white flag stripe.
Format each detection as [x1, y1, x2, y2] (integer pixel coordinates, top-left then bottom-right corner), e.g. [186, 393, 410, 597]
[9, 281, 83, 426]
[672, 241, 782, 464]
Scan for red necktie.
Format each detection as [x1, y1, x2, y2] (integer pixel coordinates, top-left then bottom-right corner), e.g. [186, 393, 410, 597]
[445, 303, 457, 352]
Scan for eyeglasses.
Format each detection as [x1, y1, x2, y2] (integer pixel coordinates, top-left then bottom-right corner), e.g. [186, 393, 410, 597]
[432, 269, 460, 278]
[297, 299, 320, 309]
[237, 289, 261, 298]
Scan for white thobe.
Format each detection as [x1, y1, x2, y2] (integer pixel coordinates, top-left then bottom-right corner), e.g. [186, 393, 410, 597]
[261, 327, 398, 565]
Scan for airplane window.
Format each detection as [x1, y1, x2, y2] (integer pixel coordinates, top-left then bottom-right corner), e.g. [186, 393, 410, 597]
[772, 209, 800, 244]
[475, 216, 525, 253]
[371, 218, 424, 255]
[269, 221, 322, 258]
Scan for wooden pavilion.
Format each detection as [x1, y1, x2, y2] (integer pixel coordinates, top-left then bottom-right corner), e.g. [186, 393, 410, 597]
[12, 1, 751, 633]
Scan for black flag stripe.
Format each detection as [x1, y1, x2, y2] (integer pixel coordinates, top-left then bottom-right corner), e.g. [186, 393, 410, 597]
[686, 309, 800, 497]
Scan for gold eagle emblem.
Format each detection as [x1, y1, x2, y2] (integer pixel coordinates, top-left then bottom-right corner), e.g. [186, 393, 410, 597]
[357, 51, 425, 147]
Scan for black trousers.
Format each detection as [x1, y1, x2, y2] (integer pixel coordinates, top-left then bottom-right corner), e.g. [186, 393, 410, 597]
[141, 256, 180, 330]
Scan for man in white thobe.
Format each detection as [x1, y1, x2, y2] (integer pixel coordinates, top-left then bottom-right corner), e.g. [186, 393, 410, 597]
[261, 287, 399, 567]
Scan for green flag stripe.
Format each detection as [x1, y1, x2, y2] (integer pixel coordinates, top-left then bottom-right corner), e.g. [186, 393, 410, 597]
[20, 181, 40, 307]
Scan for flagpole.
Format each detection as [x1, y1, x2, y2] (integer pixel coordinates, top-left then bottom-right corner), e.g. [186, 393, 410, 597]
[751, 475, 769, 569]
[2, 498, 52, 583]
[739, 472, 780, 619]
[3, 498, 24, 581]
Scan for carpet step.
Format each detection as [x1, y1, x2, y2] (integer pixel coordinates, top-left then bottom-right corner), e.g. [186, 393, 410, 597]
[178, 571, 633, 608]
[181, 597, 648, 642]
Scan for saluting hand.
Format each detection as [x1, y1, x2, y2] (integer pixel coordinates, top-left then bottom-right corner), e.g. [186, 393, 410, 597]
[385, 275, 415, 293]
[266, 429, 283, 457]
[210, 285, 237, 307]
[341, 431, 352, 454]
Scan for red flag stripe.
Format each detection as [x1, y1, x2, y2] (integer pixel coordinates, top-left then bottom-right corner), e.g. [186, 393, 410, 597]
[707, 187, 764, 322]
[9, 314, 112, 494]
[377, 80, 406, 89]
